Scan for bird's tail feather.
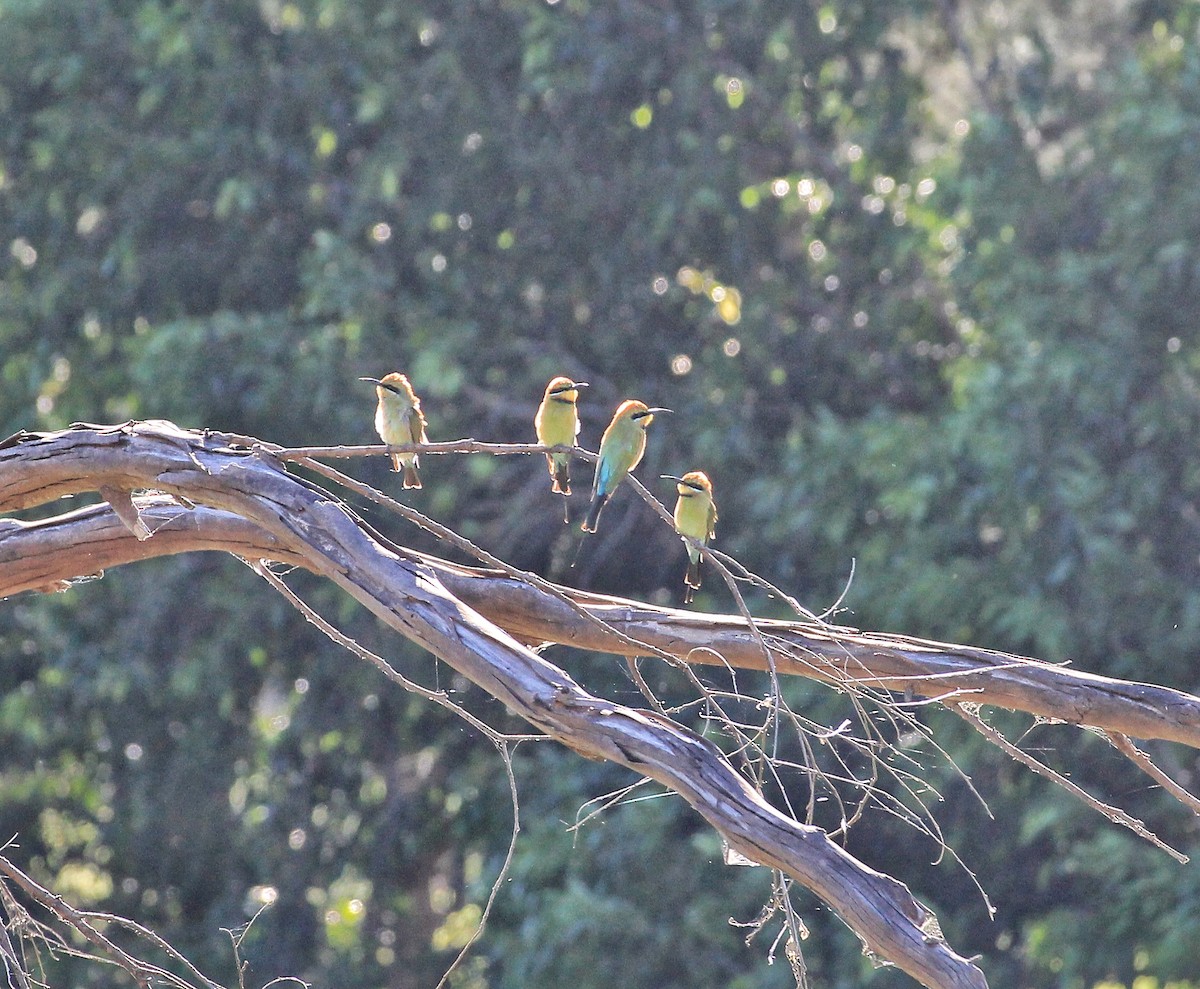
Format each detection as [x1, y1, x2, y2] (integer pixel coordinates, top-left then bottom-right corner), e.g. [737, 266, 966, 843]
[581, 492, 609, 532]
[549, 457, 572, 496]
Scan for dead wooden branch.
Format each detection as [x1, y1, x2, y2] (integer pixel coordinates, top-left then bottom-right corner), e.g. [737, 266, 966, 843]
[0, 421, 989, 989]
[8, 492, 1200, 753]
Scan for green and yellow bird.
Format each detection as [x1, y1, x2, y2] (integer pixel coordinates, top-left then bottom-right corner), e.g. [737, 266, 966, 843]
[581, 400, 671, 533]
[535, 377, 588, 517]
[667, 471, 717, 604]
[360, 372, 428, 489]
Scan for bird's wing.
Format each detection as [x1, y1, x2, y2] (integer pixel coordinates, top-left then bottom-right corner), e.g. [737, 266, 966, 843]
[407, 403, 428, 444]
[707, 501, 718, 540]
[594, 456, 612, 495]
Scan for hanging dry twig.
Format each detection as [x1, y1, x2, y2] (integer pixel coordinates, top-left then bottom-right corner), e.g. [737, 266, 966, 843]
[0, 850, 224, 989]
[252, 560, 542, 744]
[433, 741, 521, 989]
[952, 705, 1187, 863]
[1102, 731, 1200, 817]
[0, 897, 33, 989]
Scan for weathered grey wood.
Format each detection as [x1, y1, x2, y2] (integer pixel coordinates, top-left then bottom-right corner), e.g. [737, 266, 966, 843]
[0, 421, 1032, 988]
[8, 488, 1200, 753]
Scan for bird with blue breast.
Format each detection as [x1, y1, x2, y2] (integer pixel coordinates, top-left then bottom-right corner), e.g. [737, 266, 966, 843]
[581, 399, 671, 533]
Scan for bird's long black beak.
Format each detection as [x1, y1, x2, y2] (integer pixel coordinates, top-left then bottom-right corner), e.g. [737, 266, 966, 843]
[633, 407, 673, 421]
[662, 473, 704, 491]
[360, 376, 403, 395]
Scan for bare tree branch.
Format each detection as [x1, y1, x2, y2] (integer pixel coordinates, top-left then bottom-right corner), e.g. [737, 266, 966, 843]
[434, 741, 521, 989]
[0, 852, 220, 989]
[0, 421, 989, 989]
[952, 705, 1187, 863]
[1103, 731, 1200, 817]
[0, 903, 32, 989]
[7, 491, 1200, 753]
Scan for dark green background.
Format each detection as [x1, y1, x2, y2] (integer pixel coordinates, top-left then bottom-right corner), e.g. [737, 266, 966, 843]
[3, 1, 1200, 986]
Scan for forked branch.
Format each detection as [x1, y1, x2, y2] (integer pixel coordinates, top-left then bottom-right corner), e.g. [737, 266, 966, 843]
[10, 423, 1200, 985]
[0, 421, 990, 989]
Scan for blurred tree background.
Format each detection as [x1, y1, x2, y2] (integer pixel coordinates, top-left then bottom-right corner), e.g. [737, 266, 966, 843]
[3, 0, 1200, 986]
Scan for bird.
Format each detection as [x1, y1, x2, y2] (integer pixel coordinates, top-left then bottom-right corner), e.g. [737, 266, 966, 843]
[666, 471, 718, 604]
[360, 373, 428, 488]
[581, 400, 671, 533]
[534, 376, 588, 520]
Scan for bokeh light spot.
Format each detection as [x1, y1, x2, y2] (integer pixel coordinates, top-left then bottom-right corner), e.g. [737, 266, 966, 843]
[10, 238, 37, 267]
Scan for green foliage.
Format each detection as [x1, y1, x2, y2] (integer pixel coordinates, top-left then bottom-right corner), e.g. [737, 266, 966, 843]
[4, 0, 1200, 987]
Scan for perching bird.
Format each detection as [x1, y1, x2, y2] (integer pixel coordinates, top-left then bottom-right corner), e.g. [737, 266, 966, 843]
[581, 400, 671, 533]
[667, 471, 718, 604]
[360, 372, 428, 488]
[534, 377, 588, 518]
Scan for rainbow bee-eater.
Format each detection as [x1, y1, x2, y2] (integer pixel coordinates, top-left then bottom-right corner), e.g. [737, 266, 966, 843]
[360, 372, 428, 489]
[581, 400, 671, 533]
[666, 471, 717, 604]
[535, 377, 588, 521]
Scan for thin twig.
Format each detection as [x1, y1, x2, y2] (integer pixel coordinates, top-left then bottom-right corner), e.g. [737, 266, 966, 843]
[0, 910, 32, 989]
[569, 777, 659, 835]
[1104, 731, 1200, 816]
[954, 705, 1189, 863]
[0, 854, 204, 989]
[271, 440, 577, 461]
[291, 456, 683, 673]
[77, 912, 224, 989]
[434, 742, 521, 989]
[251, 562, 541, 744]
